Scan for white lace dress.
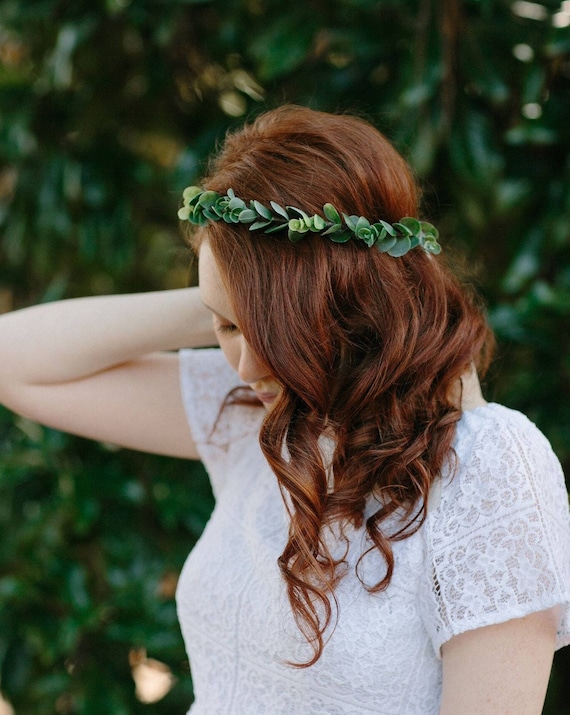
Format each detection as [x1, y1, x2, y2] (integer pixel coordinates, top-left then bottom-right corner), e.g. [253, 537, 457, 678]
[176, 348, 570, 715]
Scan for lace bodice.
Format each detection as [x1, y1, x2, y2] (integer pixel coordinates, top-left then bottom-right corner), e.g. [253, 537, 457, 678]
[177, 349, 570, 715]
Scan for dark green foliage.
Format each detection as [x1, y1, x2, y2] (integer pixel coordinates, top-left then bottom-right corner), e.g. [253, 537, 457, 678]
[0, 404, 210, 712]
[177, 185, 442, 252]
[0, 0, 569, 712]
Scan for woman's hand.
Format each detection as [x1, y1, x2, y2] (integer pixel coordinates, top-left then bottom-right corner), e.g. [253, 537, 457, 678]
[0, 287, 217, 459]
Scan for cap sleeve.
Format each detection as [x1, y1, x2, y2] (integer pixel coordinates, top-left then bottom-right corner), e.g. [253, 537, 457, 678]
[178, 348, 263, 497]
[421, 404, 570, 657]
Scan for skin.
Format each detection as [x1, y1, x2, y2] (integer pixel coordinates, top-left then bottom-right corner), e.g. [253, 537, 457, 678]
[198, 241, 282, 410]
[0, 240, 560, 713]
[439, 609, 558, 714]
[0, 287, 209, 460]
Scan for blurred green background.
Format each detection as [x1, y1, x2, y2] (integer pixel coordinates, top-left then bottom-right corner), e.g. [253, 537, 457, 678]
[0, 0, 569, 712]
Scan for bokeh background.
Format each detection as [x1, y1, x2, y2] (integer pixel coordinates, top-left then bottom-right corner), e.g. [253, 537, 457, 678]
[0, 0, 569, 712]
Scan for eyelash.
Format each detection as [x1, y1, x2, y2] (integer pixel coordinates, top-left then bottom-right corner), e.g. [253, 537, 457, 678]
[215, 323, 239, 334]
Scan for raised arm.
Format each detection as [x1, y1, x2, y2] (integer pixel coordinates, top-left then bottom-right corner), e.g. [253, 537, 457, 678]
[0, 287, 217, 459]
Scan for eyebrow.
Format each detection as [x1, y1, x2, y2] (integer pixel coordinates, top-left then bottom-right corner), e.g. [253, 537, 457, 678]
[201, 300, 216, 313]
[202, 300, 233, 322]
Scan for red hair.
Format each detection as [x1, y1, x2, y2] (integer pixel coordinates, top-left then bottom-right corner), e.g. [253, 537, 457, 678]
[186, 105, 493, 665]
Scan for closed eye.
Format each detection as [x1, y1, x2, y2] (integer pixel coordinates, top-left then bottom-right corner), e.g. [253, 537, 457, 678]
[215, 322, 239, 334]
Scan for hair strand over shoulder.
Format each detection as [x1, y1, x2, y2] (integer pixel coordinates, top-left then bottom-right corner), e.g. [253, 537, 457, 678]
[186, 105, 494, 666]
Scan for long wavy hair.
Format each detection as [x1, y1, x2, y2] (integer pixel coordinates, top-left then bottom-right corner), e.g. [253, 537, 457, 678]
[186, 105, 494, 666]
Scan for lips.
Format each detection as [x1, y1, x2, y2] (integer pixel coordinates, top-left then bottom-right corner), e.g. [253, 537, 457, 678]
[255, 391, 278, 405]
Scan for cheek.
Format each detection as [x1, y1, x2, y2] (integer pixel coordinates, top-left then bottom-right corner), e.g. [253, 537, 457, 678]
[218, 334, 241, 374]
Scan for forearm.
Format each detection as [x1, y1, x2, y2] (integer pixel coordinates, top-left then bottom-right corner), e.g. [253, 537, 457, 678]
[0, 286, 216, 387]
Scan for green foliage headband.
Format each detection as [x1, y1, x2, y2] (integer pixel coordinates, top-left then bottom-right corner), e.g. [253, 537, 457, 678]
[178, 186, 441, 258]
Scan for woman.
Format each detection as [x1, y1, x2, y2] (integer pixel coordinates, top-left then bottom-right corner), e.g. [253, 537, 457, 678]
[0, 105, 568, 714]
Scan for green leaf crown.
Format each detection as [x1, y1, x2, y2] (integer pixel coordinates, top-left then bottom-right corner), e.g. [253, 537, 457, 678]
[178, 186, 441, 257]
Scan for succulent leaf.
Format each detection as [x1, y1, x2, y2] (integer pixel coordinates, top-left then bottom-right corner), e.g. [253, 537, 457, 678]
[376, 236, 397, 253]
[183, 185, 203, 201]
[238, 208, 257, 223]
[253, 200, 272, 220]
[264, 223, 287, 234]
[343, 214, 359, 231]
[323, 203, 341, 224]
[420, 221, 439, 239]
[197, 190, 219, 208]
[393, 222, 413, 237]
[249, 220, 273, 231]
[270, 201, 289, 219]
[378, 220, 397, 237]
[328, 231, 352, 243]
[387, 237, 412, 257]
[398, 217, 422, 234]
[287, 206, 310, 221]
[288, 228, 307, 242]
[312, 214, 326, 231]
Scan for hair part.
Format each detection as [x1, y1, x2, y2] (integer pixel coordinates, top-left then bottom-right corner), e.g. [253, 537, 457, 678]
[185, 105, 494, 666]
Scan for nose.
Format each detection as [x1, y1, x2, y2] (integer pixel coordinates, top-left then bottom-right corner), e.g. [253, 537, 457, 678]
[237, 338, 271, 385]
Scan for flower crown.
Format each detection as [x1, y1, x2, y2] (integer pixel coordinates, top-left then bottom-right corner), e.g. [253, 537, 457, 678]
[178, 186, 441, 257]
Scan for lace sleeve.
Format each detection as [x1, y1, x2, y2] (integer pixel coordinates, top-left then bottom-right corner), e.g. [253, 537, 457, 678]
[421, 404, 570, 657]
[178, 348, 262, 497]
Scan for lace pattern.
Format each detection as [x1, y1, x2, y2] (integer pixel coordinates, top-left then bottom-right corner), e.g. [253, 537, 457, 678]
[421, 404, 570, 654]
[177, 349, 570, 714]
[179, 348, 263, 498]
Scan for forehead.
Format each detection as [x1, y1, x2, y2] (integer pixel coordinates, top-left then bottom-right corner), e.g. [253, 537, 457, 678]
[198, 241, 234, 317]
